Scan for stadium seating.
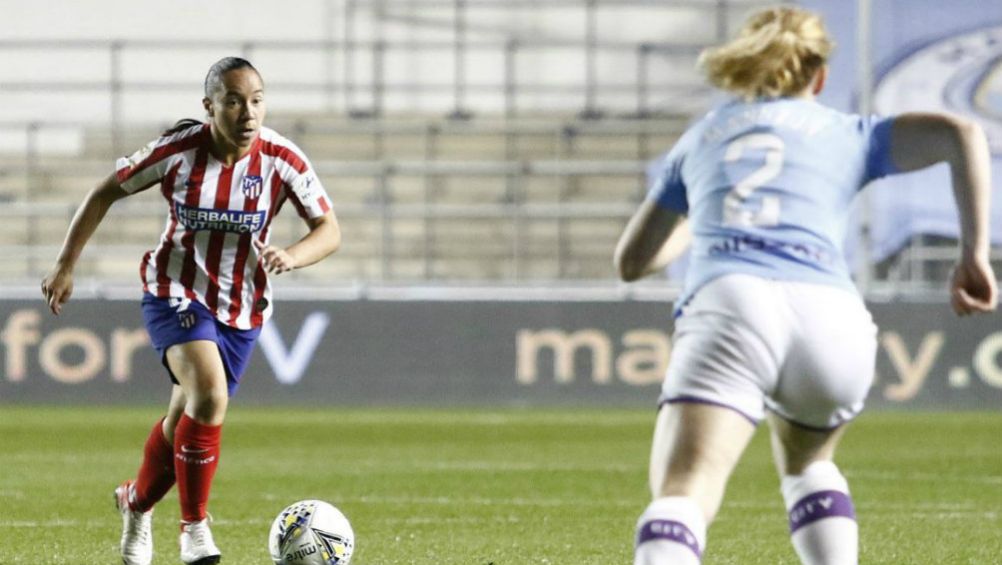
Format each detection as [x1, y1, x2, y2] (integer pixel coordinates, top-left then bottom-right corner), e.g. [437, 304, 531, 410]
[0, 0, 984, 292]
[0, 116, 686, 283]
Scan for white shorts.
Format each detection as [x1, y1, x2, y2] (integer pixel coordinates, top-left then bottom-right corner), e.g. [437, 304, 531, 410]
[661, 274, 877, 429]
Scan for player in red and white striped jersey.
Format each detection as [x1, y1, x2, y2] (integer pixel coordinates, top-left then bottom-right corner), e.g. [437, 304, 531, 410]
[41, 57, 341, 565]
[116, 117, 331, 329]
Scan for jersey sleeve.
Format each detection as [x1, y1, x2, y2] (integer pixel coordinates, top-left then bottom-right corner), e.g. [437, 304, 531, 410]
[646, 134, 691, 214]
[115, 139, 170, 193]
[114, 124, 204, 194]
[861, 115, 898, 186]
[277, 145, 333, 220]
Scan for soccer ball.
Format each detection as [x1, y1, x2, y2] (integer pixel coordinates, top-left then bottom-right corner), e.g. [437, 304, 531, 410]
[269, 500, 355, 565]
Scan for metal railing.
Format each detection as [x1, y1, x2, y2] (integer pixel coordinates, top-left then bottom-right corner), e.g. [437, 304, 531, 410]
[0, 0, 972, 296]
[0, 156, 650, 283]
[0, 37, 709, 151]
[0, 114, 985, 292]
[2, 156, 987, 293]
[0, 0, 787, 153]
[0, 0, 777, 287]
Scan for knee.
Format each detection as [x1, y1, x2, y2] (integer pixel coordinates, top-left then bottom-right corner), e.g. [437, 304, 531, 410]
[187, 387, 228, 424]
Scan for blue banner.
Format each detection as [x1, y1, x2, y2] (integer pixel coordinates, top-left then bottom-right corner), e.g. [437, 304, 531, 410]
[804, 0, 1002, 261]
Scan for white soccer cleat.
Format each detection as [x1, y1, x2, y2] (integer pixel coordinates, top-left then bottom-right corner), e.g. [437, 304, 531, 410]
[180, 516, 222, 565]
[114, 480, 153, 565]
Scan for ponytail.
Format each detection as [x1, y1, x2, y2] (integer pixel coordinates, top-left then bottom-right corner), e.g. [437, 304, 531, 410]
[161, 118, 204, 136]
[699, 7, 833, 100]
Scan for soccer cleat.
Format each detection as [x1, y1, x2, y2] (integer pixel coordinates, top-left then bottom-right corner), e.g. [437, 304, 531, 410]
[180, 516, 222, 565]
[114, 480, 153, 565]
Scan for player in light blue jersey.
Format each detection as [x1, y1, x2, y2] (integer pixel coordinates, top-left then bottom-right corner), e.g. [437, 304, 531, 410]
[615, 7, 997, 565]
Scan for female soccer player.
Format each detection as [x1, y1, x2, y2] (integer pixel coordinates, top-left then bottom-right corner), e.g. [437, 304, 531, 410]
[615, 7, 996, 565]
[41, 57, 341, 565]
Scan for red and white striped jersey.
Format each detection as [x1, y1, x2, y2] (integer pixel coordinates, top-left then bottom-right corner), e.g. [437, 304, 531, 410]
[115, 124, 333, 329]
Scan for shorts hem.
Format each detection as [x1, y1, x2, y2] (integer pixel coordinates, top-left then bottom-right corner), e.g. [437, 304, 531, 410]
[766, 407, 858, 432]
[660, 395, 761, 427]
[155, 337, 230, 387]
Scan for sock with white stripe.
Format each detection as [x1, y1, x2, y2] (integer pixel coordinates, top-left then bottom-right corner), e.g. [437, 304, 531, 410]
[634, 496, 706, 565]
[781, 461, 858, 565]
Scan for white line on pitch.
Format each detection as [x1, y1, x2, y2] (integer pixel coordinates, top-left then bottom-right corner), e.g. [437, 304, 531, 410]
[845, 470, 1002, 485]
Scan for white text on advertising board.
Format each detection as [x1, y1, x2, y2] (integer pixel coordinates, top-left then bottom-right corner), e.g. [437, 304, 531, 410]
[516, 328, 1002, 399]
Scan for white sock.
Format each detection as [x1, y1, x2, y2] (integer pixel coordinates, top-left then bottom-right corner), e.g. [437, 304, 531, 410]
[634, 496, 706, 565]
[781, 461, 858, 565]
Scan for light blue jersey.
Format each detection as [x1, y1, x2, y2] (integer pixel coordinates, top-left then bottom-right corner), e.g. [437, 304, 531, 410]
[649, 98, 897, 312]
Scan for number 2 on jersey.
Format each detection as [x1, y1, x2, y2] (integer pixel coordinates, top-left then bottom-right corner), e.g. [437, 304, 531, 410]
[723, 133, 784, 227]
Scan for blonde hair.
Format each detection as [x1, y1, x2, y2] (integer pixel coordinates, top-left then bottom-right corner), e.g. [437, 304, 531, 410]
[698, 6, 834, 100]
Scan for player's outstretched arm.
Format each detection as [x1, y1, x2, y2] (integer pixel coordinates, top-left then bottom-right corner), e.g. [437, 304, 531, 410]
[614, 199, 689, 282]
[41, 173, 129, 315]
[890, 112, 998, 315]
[255, 210, 341, 275]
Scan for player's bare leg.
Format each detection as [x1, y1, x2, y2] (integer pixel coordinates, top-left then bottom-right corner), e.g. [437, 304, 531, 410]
[163, 384, 187, 443]
[769, 413, 856, 565]
[635, 402, 757, 564]
[167, 340, 228, 565]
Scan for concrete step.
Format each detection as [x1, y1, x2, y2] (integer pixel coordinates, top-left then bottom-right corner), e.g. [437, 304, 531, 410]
[78, 115, 687, 161]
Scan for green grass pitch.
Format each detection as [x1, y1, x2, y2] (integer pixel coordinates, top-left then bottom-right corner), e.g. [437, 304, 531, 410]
[1, 407, 1000, 564]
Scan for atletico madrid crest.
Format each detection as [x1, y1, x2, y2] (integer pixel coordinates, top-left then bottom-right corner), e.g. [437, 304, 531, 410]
[178, 311, 196, 329]
[241, 175, 264, 199]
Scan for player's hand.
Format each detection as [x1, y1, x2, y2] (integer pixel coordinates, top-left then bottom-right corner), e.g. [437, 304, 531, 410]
[254, 238, 296, 275]
[950, 255, 998, 316]
[41, 266, 74, 315]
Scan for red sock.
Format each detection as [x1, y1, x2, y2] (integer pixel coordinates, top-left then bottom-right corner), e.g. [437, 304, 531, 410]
[131, 417, 176, 512]
[173, 413, 222, 523]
